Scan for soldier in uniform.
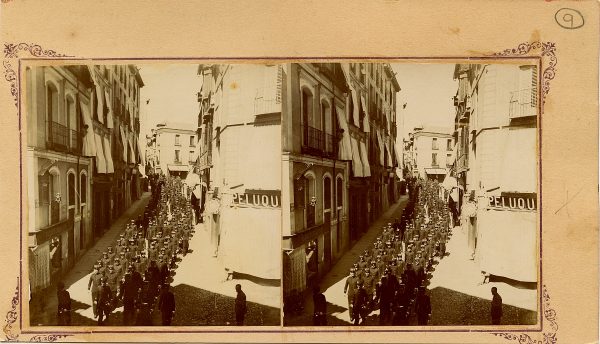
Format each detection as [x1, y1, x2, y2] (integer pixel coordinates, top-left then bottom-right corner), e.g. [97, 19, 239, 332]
[97, 277, 113, 325]
[87, 266, 102, 318]
[415, 287, 432, 325]
[362, 268, 376, 312]
[343, 269, 359, 322]
[351, 281, 368, 326]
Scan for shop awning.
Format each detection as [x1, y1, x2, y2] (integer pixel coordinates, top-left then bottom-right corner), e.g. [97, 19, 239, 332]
[87, 66, 104, 125]
[167, 164, 189, 172]
[385, 141, 393, 167]
[376, 131, 385, 165]
[119, 126, 128, 161]
[128, 133, 136, 163]
[360, 93, 370, 133]
[350, 137, 364, 177]
[184, 171, 201, 187]
[103, 136, 115, 173]
[336, 106, 353, 161]
[80, 99, 96, 157]
[425, 168, 446, 175]
[395, 168, 403, 180]
[350, 87, 360, 127]
[93, 133, 107, 174]
[359, 140, 371, 177]
[395, 142, 403, 168]
[104, 89, 113, 129]
[477, 209, 537, 282]
[136, 137, 145, 166]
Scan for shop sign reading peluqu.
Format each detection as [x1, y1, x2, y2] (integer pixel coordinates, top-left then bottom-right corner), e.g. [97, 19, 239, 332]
[232, 189, 281, 208]
[487, 193, 537, 211]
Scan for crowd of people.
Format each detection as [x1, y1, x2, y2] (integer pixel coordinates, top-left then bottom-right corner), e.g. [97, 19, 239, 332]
[339, 178, 451, 326]
[85, 176, 194, 326]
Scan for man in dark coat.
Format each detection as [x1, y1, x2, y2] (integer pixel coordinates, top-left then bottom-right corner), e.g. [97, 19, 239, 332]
[351, 281, 369, 325]
[491, 287, 503, 325]
[56, 282, 71, 326]
[97, 278, 113, 325]
[119, 270, 139, 325]
[158, 284, 175, 325]
[415, 287, 432, 325]
[312, 285, 327, 326]
[235, 284, 247, 325]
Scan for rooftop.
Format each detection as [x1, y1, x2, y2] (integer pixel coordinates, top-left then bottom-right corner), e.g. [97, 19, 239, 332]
[155, 121, 196, 132]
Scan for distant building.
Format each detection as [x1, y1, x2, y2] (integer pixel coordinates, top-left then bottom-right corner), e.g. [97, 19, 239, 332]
[409, 126, 454, 181]
[152, 121, 196, 178]
[453, 63, 538, 283]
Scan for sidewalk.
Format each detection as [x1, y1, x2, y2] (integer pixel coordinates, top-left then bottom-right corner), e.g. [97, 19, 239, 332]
[285, 195, 410, 325]
[29, 192, 152, 326]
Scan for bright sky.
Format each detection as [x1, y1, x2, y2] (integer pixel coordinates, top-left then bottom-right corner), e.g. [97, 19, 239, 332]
[391, 63, 457, 141]
[137, 64, 200, 140]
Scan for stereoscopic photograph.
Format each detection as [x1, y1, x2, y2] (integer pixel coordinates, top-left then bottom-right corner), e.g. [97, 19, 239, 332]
[281, 62, 539, 327]
[25, 63, 282, 326]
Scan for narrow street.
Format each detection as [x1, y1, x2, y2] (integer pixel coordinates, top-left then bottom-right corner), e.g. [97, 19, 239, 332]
[285, 195, 537, 326]
[29, 191, 280, 326]
[29, 192, 152, 326]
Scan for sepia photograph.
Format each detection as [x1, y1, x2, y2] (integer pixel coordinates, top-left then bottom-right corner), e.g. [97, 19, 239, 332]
[281, 62, 539, 327]
[25, 63, 282, 326]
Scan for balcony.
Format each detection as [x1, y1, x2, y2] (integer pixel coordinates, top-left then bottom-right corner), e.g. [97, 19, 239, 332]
[303, 125, 334, 157]
[509, 88, 537, 119]
[47, 121, 69, 151]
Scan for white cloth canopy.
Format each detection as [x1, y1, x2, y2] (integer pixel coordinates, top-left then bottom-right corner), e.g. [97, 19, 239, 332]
[336, 106, 353, 161]
[350, 87, 360, 127]
[359, 140, 371, 177]
[184, 172, 201, 188]
[104, 90, 113, 129]
[360, 93, 370, 133]
[93, 133, 107, 173]
[80, 99, 96, 157]
[376, 131, 385, 165]
[119, 126, 128, 161]
[350, 138, 363, 177]
[103, 136, 114, 173]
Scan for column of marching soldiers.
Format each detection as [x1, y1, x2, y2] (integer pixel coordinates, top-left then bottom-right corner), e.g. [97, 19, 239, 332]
[86, 176, 194, 326]
[343, 179, 451, 326]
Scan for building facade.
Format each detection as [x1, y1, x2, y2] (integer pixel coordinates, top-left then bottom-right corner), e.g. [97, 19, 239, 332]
[409, 126, 454, 181]
[152, 122, 196, 178]
[26, 66, 94, 293]
[453, 63, 538, 283]
[196, 64, 282, 281]
[282, 63, 400, 299]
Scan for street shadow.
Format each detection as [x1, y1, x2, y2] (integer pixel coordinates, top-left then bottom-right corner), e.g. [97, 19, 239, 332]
[489, 275, 537, 290]
[233, 272, 280, 288]
[429, 286, 537, 325]
[170, 283, 280, 326]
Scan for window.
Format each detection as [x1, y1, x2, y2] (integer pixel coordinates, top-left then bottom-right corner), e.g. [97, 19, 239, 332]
[301, 88, 314, 146]
[175, 134, 180, 146]
[189, 151, 195, 163]
[175, 150, 180, 163]
[432, 153, 438, 167]
[447, 139, 452, 151]
[305, 175, 316, 228]
[321, 101, 332, 153]
[80, 173, 87, 204]
[68, 173, 76, 207]
[323, 176, 332, 212]
[446, 154, 452, 167]
[432, 138, 438, 150]
[189, 136, 195, 147]
[336, 176, 343, 209]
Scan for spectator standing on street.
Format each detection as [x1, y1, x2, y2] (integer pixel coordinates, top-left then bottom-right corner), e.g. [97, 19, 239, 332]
[235, 284, 247, 325]
[491, 287, 503, 325]
[87, 266, 102, 318]
[158, 284, 175, 325]
[56, 282, 71, 326]
[415, 287, 431, 325]
[312, 285, 327, 325]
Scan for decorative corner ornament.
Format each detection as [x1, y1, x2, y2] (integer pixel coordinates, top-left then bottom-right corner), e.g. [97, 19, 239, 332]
[492, 41, 557, 107]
